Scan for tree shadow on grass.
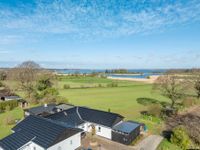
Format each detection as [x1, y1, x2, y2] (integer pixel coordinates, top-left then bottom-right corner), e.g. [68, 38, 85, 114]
[136, 97, 170, 107]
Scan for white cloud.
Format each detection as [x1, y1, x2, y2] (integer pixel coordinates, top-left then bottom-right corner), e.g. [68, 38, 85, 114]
[0, 0, 200, 40]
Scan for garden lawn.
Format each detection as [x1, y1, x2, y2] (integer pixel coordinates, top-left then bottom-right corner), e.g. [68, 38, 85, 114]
[0, 108, 24, 139]
[59, 84, 169, 119]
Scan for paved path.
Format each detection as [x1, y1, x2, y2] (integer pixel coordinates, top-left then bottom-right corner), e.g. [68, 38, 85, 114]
[79, 135, 135, 150]
[135, 135, 163, 150]
[78, 134, 163, 150]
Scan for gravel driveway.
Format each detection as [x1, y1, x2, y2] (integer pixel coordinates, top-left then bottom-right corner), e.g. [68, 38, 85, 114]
[135, 135, 163, 150]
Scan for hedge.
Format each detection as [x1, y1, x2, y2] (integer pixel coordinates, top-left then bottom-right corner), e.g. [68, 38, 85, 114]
[0, 100, 18, 111]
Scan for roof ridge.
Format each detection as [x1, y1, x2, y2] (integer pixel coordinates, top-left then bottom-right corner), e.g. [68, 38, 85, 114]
[79, 106, 124, 118]
[76, 106, 84, 121]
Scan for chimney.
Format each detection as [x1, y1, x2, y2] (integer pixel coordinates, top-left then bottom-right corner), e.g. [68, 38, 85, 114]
[44, 103, 48, 107]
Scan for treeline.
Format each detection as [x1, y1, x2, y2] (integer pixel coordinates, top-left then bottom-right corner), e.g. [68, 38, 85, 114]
[105, 69, 141, 74]
[167, 68, 200, 74]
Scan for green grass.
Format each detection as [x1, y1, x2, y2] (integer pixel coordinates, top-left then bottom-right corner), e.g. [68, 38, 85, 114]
[0, 108, 24, 139]
[157, 139, 182, 150]
[57, 76, 170, 134]
[56, 76, 143, 89]
[59, 84, 168, 119]
[1, 76, 170, 140]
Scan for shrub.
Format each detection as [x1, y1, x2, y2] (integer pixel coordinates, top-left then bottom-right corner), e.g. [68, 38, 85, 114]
[171, 126, 190, 150]
[4, 115, 15, 125]
[146, 76, 150, 79]
[63, 84, 70, 89]
[98, 84, 102, 88]
[0, 81, 3, 87]
[182, 98, 195, 108]
[40, 88, 59, 98]
[5, 105, 11, 112]
[56, 96, 69, 104]
[137, 98, 159, 106]
[36, 77, 52, 91]
[42, 95, 57, 104]
[0, 100, 18, 111]
[107, 82, 118, 87]
[147, 104, 162, 117]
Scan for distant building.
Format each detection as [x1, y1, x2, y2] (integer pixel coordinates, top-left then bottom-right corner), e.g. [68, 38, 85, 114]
[24, 103, 74, 117]
[0, 89, 28, 108]
[0, 95, 22, 101]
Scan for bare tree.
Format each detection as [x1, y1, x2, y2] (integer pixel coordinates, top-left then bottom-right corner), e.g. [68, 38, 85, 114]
[9, 61, 41, 98]
[154, 75, 187, 108]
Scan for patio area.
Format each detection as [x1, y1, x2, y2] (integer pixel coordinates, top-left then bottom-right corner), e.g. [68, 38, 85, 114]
[77, 134, 136, 150]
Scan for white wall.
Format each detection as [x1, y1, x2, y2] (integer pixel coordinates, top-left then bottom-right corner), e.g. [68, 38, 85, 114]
[78, 122, 112, 139]
[48, 133, 81, 150]
[17, 133, 81, 150]
[95, 125, 112, 139]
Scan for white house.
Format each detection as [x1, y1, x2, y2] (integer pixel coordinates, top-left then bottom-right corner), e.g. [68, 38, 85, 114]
[0, 115, 82, 150]
[46, 106, 142, 145]
[0, 105, 143, 149]
[47, 106, 124, 140]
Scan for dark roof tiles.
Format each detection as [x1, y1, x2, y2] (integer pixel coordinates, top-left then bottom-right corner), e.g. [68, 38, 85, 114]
[0, 115, 82, 150]
[78, 107, 124, 127]
[47, 107, 84, 126]
[27, 104, 56, 115]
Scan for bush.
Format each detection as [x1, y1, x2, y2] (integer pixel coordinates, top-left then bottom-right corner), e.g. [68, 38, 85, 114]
[182, 98, 195, 108]
[147, 104, 162, 117]
[56, 96, 69, 104]
[5, 105, 11, 112]
[4, 115, 15, 125]
[40, 88, 59, 98]
[0, 81, 3, 87]
[36, 77, 52, 91]
[42, 95, 57, 104]
[137, 98, 160, 106]
[98, 84, 102, 88]
[0, 100, 18, 111]
[63, 84, 70, 89]
[146, 76, 150, 79]
[171, 126, 190, 150]
[107, 82, 118, 87]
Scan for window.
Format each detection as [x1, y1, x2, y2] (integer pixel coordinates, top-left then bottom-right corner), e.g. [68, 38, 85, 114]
[33, 147, 36, 150]
[70, 140, 73, 145]
[98, 127, 101, 132]
[57, 146, 62, 150]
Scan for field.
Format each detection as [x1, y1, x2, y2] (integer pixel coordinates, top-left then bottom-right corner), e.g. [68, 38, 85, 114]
[1, 76, 172, 148]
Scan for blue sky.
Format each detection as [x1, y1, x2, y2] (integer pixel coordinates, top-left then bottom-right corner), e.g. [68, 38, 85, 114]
[0, 0, 200, 69]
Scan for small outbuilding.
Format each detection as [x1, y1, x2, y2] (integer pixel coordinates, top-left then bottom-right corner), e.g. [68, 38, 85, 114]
[112, 121, 141, 145]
